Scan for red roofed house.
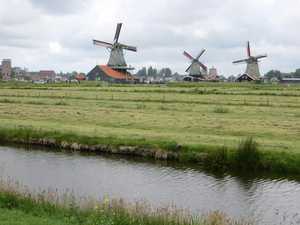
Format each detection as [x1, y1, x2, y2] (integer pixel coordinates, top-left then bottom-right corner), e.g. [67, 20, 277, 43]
[69, 74, 86, 82]
[86, 65, 139, 84]
[38, 70, 56, 81]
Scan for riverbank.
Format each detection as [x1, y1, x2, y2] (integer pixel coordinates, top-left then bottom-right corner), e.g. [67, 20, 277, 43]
[0, 81, 299, 172]
[1, 128, 300, 173]
[0, 177, 256, 225]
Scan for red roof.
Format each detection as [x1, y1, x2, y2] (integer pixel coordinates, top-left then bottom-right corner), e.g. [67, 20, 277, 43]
[38, 70, 55, 74]
[99, 66, 138, 79]
[74, 75, 85, 79]
[244, 73, 260, 81]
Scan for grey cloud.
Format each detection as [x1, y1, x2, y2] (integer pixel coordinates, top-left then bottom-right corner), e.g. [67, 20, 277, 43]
[27, 0, 86, 15]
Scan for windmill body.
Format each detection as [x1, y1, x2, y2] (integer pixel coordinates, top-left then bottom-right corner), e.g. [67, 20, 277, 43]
[183, 49, 207, 77]
[107, 42, 127, 67]
[189, 59, 201, 75]
[233, 41, 267, 82]
[93, 23, 137, 74]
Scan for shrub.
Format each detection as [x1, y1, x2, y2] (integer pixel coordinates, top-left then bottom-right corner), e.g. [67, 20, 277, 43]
[230, 137, 263, 170]
[136, 104, 146, 109]
[202, 145, 228, 171]
[214, 106, 229, 113]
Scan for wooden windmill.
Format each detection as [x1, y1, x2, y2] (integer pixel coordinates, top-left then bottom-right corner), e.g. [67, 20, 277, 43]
[233, 41, 267, 79]
[183, 49, 207, 76]
[93, 23, 137, 74]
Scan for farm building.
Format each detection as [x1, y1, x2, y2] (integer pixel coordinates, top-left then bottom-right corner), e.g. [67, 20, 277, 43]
[69, 74, 86, 82]
[38, 70, 56, 81]
[235, 73, 267, 83]
[281, 78, 300, 84]
[86, 65, 139, 84]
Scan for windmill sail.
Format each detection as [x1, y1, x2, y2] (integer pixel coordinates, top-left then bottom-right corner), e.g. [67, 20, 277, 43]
[183, 50, 207, 76]
[196, 49, 205, 60]
[233, 41, 267, 80]
[114, 23, 122, 43]
[93, 23, 137, 71]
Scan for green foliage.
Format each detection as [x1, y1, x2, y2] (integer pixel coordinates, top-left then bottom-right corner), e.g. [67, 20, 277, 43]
[136, 104, 146, 109]
[2, 179, 246, 225]
[230, 137, 263, 170]
[55, 101, 68, 105]
[158, 105, 169, 110]
[202, 146, 228, 171]
[213, 106, 230, 113]
[179, 153, 190, 162]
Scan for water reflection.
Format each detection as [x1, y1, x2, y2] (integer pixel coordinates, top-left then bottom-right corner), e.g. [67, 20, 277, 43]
[1, 143, 300, 223]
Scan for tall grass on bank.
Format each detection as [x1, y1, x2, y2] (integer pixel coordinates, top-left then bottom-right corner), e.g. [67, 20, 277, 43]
[0, 178, 256, 225]
[203, 138, 263, 171]
[1, 128, 300, 173]
[202, 137, 300, 173]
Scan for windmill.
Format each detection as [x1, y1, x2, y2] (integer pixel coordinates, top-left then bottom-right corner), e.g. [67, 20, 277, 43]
[233, 41, 267, 78]
[183, 49, 207, 76]
[93, 23, 137, 74]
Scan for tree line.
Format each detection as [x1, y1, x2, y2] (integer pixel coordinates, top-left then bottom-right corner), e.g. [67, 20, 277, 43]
[134, 66, 181, 79]
[263, 69, 300, 81]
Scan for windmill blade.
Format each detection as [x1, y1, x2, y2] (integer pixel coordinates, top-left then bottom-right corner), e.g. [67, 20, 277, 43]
[254, 53, 267, 59]
[120, 43, 137, 52]
[247, 41, 251, 57]
[185, 64, 191, 73]
[114, 23, 122, 43]
[183, 51, 193, 61]
[196, 49, 205, 59]
[93, 39, 112, 48]
[232, 59, 248, 64]
[199, 62, 207, 70]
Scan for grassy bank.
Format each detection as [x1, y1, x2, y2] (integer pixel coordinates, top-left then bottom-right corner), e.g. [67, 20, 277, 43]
[0, 81, 299, 171]
[0, 178, 255, 225]
[1, 127, 300, 173]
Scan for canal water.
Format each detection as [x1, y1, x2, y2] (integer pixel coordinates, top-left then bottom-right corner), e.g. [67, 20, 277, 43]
[1, 143, 300, 224]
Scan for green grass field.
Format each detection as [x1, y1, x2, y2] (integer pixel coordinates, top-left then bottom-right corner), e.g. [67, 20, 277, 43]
[0, 81, 299, 154]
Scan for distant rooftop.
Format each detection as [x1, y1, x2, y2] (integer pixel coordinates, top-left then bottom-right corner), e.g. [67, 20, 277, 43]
[3, 59, 11, 61]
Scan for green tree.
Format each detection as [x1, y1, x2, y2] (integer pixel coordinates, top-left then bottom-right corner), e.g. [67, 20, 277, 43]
[148, 66, 153, 77]
[228, 75, 236, 82]
[135, 67, 147, 77]
[11, 69, 15, 78]
[23, 76, 31, 81]
[294, 68, 300, 78]
[282, 73, 293, 78]
[153, 68, 157, 79]
[264, 70, 282, 81]
[159, 68, 172, 77]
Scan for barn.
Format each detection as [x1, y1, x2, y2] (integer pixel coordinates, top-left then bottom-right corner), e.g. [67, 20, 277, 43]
[86, 65, 139, 84]
[235, 73, 266, 83]
[281, 78, 300, 85]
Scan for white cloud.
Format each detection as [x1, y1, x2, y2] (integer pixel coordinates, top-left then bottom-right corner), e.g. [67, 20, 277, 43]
[49, 42, 63, 54]
[0, 0, 300, 76]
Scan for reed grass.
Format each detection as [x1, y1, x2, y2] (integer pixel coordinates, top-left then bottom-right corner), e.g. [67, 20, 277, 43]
[0, 178, 257, 225]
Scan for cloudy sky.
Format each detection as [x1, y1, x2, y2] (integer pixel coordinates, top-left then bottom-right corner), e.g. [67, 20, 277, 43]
[1, 0, 300, 77]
